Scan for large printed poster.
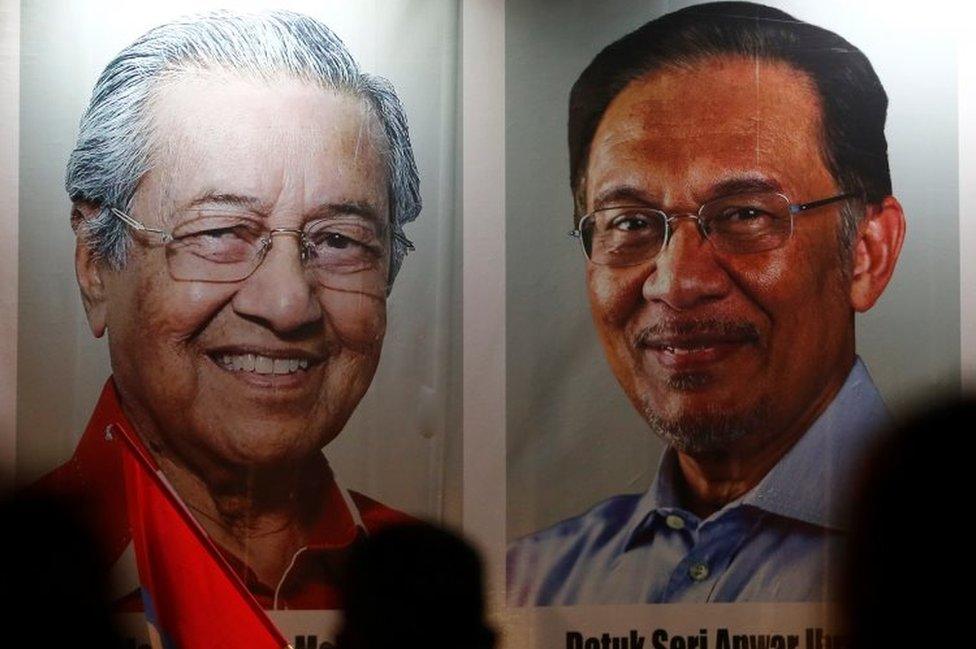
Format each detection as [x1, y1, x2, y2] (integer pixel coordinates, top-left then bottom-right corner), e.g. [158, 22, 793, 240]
[2, 0, 971, 648]
[505, 0, 958, 645]
[11, 2, 458, 646]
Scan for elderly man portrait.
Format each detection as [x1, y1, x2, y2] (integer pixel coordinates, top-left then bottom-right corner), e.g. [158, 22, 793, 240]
[28, 10, 425, 612]
[508, 2, 909, 605]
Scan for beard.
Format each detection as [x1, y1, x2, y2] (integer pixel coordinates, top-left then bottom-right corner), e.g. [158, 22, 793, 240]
[639, 386, 771, 454]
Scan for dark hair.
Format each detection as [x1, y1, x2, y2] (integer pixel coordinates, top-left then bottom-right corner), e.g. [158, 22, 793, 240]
[568, 1, 890, 246]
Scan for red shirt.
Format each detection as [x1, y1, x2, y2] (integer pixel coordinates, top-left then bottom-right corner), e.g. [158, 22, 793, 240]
[31, 379, 413, 610]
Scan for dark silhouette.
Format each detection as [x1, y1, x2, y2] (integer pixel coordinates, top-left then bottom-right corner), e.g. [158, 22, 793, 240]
[845, 398, 974, 648]
[0, 491, 125, 646]
[336, 522, 495, 649]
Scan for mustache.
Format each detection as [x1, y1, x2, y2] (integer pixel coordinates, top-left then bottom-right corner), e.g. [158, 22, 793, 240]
[634, 319, 760, 347]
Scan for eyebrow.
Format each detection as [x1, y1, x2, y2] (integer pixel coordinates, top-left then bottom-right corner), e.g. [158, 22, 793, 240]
[591, 175, 786, 211]
[181, 193, 385, 227]
[591, 186, 658, 209]
[706, 175, 785, 199]
[308, 201, 384, 227]
[185, 192, 268, 212]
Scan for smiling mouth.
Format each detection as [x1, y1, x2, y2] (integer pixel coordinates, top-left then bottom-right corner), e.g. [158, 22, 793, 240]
[209, 352, 315, 376]
[635, 320, 760, 369]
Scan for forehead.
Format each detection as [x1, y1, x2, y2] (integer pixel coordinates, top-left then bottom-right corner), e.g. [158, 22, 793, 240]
[142, 70, 388, 214]
[586, 56, 833, 205]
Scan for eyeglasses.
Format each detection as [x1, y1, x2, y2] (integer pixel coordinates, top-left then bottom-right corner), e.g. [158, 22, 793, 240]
[111, 207, 409, 295]
[570, 192, 853, 266]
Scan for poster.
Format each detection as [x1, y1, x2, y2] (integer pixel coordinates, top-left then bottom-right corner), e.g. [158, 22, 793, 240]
[502, 0, 960, 646]
[5, 2, 459, 646]
[2, 0, 974, 648]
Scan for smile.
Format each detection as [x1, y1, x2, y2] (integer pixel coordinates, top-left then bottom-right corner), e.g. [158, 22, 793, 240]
[215, 353, 310, 375]
[659, 343, 716, 354]
[643, 338, 752, 372]
[635, 320, 761, 372]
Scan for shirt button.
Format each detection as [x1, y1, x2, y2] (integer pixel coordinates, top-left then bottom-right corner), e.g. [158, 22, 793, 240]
[689, 563, 710, 581]
[665, 514, 685, 530]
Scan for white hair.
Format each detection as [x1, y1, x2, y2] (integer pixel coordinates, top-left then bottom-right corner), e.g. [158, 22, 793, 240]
[66, 9, 421, 283]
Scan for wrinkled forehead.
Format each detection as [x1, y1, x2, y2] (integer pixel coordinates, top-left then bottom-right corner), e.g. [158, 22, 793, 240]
[585, 56, 830, 206]
[148, 67, 386, 159]
[136, 69, 390, 218]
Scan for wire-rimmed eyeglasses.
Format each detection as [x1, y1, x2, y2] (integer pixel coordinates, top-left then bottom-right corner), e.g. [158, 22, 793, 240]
[111, 207, 412, 296]
[570, 192, 853, 266]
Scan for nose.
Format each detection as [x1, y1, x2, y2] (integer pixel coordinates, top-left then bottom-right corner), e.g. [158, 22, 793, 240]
[231, 232, 323, 333]
[641, 216, 731, 310]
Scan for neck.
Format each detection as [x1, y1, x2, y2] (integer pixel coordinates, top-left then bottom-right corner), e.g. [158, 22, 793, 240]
[153, 450, 326, 587]
[674, 425, 807, 519]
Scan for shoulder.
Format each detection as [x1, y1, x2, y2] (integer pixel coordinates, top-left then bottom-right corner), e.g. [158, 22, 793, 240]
[506, 493, 642, 606]
[349, 490, 418, 532]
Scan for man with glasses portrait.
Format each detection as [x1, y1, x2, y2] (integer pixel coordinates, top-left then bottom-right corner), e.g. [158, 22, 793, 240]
[33, 9, 421, 614]
[508, 1, 905, 605]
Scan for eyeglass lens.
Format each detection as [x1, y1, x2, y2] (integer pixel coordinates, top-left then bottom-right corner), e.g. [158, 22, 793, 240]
[581, 192, 794, 266]
[163, 213, 389, 295]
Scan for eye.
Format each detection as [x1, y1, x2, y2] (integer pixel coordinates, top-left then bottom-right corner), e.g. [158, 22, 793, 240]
[307, 228, 367, 251]
[197, 225, 256, 240]
[303, 221, 387, 274]
[172, 217, 263, 243]
[608, 211, 653, 232]
[715, 206, 770, 222]
[320, 232, 355, 249]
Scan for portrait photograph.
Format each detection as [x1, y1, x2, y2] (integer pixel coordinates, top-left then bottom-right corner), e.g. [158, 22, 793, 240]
[505, 0, 958, 617]
[6, 1, 458, 645]
[2, 0, 972, 647]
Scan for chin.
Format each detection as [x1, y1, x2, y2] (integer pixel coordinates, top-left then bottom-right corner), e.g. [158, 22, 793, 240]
[211, 432, 326, 469]
[640, 396, 770, 455]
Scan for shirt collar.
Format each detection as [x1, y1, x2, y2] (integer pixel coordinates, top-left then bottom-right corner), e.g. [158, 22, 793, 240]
[744, 357, 889, 530]
[624, 357, 889, 546]
[78, 378, 367, 598]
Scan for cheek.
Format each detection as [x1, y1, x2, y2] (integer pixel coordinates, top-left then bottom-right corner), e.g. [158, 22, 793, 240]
[136, 280, 231, 348]
[728, 242, 849, 335]
[587, 266, 646, 327]
[322, 292, 387, 351]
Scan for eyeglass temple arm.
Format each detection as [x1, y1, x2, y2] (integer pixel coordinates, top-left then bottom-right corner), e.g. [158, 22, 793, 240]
[791, 192, 856, 214]
[110, 207, 172, 241]
[393, 230, 416, 252]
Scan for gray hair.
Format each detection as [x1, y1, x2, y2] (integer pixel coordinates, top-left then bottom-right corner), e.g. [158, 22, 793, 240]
[66, 9, 421, 284]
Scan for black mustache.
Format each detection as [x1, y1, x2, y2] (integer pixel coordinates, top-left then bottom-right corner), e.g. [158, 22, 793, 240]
[634, 319, 760, 347]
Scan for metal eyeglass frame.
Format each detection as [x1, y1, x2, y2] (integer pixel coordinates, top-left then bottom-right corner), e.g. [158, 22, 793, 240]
[568, 191, 854, 262]
[110, 207, 413, 285]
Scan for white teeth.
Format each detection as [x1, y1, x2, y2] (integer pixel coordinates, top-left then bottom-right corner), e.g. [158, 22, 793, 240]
[255, 355, 274, 374]
[217, 353, 309, 375]
[662, 345, 709, 354]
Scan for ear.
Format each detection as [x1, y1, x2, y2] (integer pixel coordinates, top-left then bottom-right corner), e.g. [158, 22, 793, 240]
[72, 202, 109, 338]
[849, 196, 906, 312]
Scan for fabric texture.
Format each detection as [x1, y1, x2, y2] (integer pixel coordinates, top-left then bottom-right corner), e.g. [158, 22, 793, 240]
[507, 358, 888, 605]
